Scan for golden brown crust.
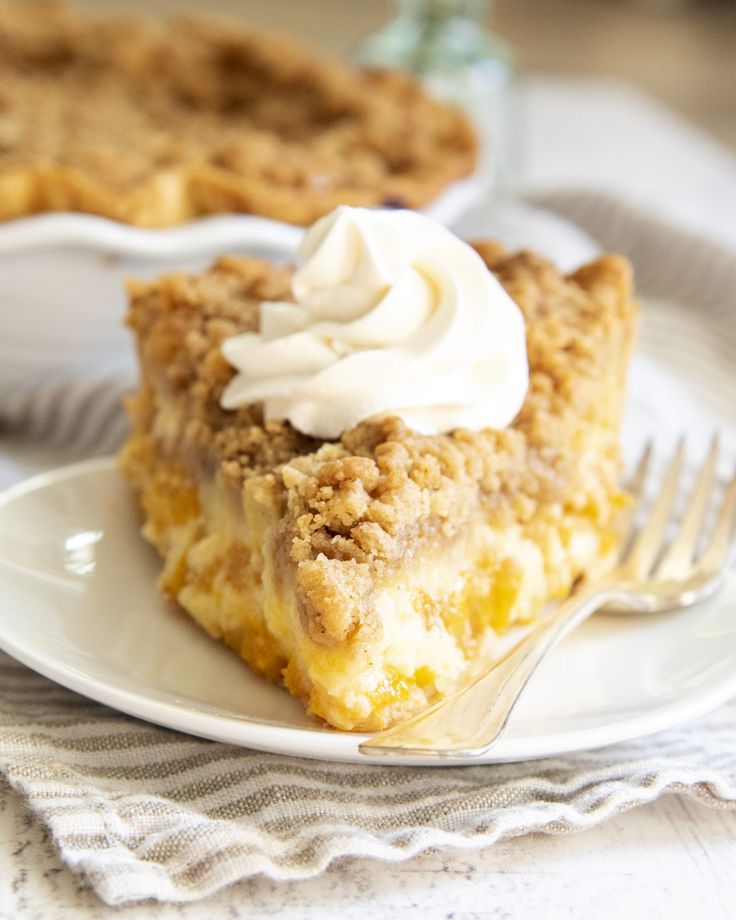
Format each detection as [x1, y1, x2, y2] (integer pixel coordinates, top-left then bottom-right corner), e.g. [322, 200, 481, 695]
[124, 244, 637, 590]
[0, 1, 477, 226]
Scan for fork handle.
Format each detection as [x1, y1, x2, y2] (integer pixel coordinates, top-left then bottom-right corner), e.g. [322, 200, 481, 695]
[359, 582, 637, 759]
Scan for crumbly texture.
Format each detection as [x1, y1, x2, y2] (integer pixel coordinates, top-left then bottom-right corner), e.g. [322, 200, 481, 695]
[126, 247, 635, 552]
[121, 242, 637, 728]
[124, 244, 636, 650]
[0, 1, 477, 225]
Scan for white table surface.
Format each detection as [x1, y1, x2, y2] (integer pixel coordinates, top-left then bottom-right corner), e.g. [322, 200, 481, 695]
[1, 76, 736, 919]
[523, 77, 736, 251]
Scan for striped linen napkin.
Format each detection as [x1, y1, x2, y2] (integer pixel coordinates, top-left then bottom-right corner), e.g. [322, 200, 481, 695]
[0, 656, 733, 906]
[0, 193, 735, 906]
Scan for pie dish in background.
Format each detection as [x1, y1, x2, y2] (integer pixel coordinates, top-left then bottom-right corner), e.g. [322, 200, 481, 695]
[0, 0, 486, 393]
[0, 1, 476, 226]
[0, 199, 593, 402]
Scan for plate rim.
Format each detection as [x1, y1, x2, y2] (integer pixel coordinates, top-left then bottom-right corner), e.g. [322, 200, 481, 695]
[1, 456, 735, 766]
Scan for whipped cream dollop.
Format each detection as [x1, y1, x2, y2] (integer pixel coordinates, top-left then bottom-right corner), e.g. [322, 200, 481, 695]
[220, 206, 529, 439]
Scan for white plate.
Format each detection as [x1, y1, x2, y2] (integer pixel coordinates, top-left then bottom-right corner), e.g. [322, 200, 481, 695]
[0, 457, 735, 766]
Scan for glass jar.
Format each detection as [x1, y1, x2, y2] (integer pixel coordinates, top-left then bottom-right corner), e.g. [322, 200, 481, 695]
[356, 0, 521, 198]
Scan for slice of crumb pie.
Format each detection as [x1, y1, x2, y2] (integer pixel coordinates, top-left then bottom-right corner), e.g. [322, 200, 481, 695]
[120, 207, 637, 731]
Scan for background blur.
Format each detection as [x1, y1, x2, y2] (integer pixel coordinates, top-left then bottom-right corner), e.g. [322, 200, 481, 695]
[79, 0, 736, 151]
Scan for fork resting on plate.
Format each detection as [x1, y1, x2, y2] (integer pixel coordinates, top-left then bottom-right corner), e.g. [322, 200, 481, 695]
[360, 436, 736, 760]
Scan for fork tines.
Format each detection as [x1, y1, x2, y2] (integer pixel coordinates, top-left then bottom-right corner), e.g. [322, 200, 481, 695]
[620, 435, 736, 582]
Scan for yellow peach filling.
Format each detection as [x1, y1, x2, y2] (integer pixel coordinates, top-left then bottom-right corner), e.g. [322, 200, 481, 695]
[120, 430, 620, 732]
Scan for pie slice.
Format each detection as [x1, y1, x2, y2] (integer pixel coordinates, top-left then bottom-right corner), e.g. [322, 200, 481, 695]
[0, 1, 476, 226]
[120, 236, 637, 732]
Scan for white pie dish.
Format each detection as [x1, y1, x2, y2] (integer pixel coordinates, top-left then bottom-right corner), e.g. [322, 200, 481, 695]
[0, 212, 301, 393]
[0, 183, 600, 401]
[0, 170, 488, 394]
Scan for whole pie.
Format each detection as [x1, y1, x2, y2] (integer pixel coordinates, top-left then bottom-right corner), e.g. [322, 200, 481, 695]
[0, 1, 476, 226]
[120, 211, 637, 732]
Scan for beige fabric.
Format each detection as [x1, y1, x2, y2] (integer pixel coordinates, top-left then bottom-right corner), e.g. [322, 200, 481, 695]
[1, 193, 735, 906]
[0, 651, 734, 905]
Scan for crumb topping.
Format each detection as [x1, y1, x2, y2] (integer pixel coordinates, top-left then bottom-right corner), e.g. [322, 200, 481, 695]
[125, 244, 637, 574]
[0, 1, 476, 225]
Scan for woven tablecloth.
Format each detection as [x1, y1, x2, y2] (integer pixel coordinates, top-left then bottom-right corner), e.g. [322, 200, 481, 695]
[1, 193, 734, 906]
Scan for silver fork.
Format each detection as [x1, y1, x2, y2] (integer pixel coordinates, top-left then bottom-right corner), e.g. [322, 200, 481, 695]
[359, 436, 736, 760]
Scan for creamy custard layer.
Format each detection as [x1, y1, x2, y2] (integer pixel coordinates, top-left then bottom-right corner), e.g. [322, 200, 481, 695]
[121, 427, 621, 731]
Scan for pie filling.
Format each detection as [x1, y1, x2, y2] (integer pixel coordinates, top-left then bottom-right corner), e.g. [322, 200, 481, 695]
[121, 424, 623, 731]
